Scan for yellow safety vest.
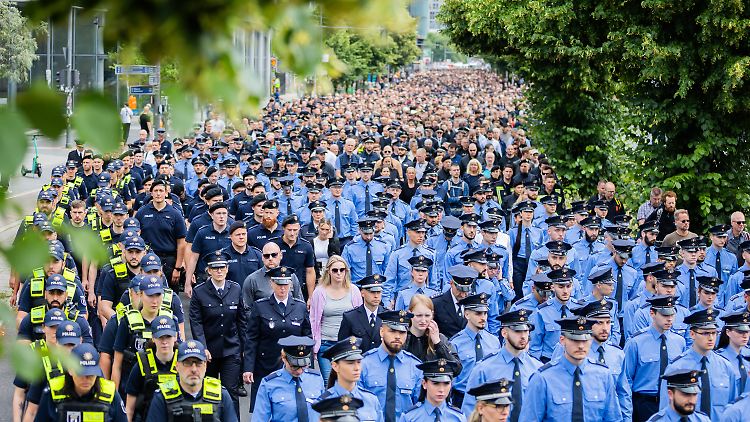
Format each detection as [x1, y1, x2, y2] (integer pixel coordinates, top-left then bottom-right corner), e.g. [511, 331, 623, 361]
[159, 376, 222, 420]
[49, 376, 115, 420]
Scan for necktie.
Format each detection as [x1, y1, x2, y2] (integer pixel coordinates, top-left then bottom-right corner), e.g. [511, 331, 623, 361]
[511, 357, 522, 422]
[646, 247, 651, 263]
[286, 197, 293, 216]
[434, 407, 441, 422]
[386, 356, 396, 422]
[700, 356, 711, 415]
[217, 288, 223, 296]
[475, 332, 483, 360]
[278, 301, 286, 315]
[659, 334, 668, 377]
[294, 377, 309, 422]
[588, 242, 594, 255]
[183, 162, 189, 180]
[561, 304, 569, 318]
[334, 201, 342, 234]
[366, 242, 373, 276]
[456, 304, 463, 319]
[679, 418, 689, 422]
[417, 287, 424, 295]
[572, 367, 584, 422]
[412, 248, 418, 257]
[716, 251, 722, 277]
[524, 228, 531, 259]
[739, 355, 747, 394]
[370, 313, 376, 328]
[391, 201, 396, 213]
[597, 345, 606, 365]
[365, 184, 371, 213]
[689, 269, 697, 307]
[616, 267, 624, 310]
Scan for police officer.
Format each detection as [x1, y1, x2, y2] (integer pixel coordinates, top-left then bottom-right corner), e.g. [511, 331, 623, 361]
[98, 236, 147, 325]
[35, 343, 126, 422]
[510, 272, 553, 312]
[251, 336, 325, 422]
[342, 218, 391, 283]
[431, 265, 477, 338]
[338, 276, 386, 353]
[629, 270, 690, 339]
[449, 293, 500, 407]
[189, 250, 246, 413]
[312, 395, 364, 422]
[462, 310, 542, 419]
[649, 368, 711, 421]
[394, 256, 437, 311]
[716, 311, 750, 395]
[244, 266, 311, 410]
[519, 316, 622, 421]
[222, 221, 263, 288]
[246, 198, 284, 249]
[624, 295, 687, 422]
[466, 379, 514, 422]
[134, 179, 188, 291]
[399, 359, 464, 422]
[690, 276, 724, 313]
[659, 308, 740, 420]
[124, 318, 179, 421]
[572, 216, 607, 281]
[318, 337, 383, 422]
[145, 340, 237, 422]
[325, 177, 359, 246]
[184, 202, 232, 295]
[723, 362, 750, 421]
[675, 237, 719, 309]
[359, 310, 423, 422]
[705, 224, 737, 302]
[426, 215, 461, 291]
[631, 220, 660, 270]
[383, 219, 436, 308]
[508, 200, 543, 300]
[528, 268, 582, 362]
[580, 268, 622, 345]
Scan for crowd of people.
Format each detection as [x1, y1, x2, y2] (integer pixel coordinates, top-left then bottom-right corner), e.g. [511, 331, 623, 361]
[8, 69, 750, 422]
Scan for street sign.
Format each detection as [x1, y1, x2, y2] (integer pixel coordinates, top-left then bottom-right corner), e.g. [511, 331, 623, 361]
[115, 65, 158, 75]
[148, 74, 159, 85]
[130, 85, 154, 95]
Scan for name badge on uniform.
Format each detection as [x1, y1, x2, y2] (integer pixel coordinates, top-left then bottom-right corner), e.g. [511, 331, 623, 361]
[291, 321, 301, 326]
[229, 305, 237, 310]
[66, 412, 82, 422]
[399, 388, 412, 394]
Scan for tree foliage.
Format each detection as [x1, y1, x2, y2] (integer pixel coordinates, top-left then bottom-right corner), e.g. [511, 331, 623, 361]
[439, 0, 750, 227]
[0, 0, 40, 83]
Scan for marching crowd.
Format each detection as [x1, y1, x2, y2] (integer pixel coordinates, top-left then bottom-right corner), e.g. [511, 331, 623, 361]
[8, 69, 750, 422]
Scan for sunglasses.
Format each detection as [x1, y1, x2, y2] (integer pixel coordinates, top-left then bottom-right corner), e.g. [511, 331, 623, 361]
[680, 220, 690, 223]
[734, 221, 746, 225]
[262, 253, 279, 259]
[330, 267, 347, 273]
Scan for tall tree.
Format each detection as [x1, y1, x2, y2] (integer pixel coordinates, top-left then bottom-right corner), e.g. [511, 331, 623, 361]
[0, 0, 39, 83]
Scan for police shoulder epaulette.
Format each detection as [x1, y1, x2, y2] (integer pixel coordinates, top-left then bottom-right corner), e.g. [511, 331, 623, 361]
[193, 280, 208, 290]
[538, 361, 555, 372]
[448, 331, 464, 342]
[731, 392, 750, 404]
[304, 368, 322, 377]
[447, 403, 462, 413]
[297, 237, 312, 246]
[404, 401, 422, 413]
[587, 358, 609, 369]
[538, 301, 552, 310]
[318, 390, 334, 400]
[609, 343, 623, 351]
[673, 350, 690, 361]
[631, 328, 649, 338]
[292, 297, 306, 304]
[226, 280, 240, 288]
[256, 297, 270, 303]
[569, 298, 583, 306]
[263, 370, 283, 382]
[361, 348, 378, 358]
[357, 385, 376, 396]
[730, 292, 744, 302]
[401, 350, 420, 361]
[714, 351, 731, 363]
[639, 301, 651, 309]
[480, 351, 500, 361]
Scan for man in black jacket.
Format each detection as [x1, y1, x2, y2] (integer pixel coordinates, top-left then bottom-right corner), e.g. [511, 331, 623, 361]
[338, 275, 385, 353]
[431, 265, 477, 338]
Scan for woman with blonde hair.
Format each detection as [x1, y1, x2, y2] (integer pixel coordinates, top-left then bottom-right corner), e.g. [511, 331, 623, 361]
[403, 294, 462, 374]
[464, 158, 484, 193]
[466, 379, 513, 422]
[309, 255, 362, 382]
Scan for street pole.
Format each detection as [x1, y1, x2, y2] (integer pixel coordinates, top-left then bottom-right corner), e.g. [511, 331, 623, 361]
[64, 6, 75, 148]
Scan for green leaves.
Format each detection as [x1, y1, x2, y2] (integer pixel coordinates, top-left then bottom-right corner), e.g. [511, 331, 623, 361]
[71, 91, 122, 154]
[16, 83, 66, 139]
[164, 85, 193, 137]
[1, 230, 49, 276]
[58, 225, 108, 266]
[0, 108, 30, 180]
[272, 5, 323, 77]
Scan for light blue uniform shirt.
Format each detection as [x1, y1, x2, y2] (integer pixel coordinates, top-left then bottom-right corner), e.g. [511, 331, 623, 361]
[351, 181, 384, 218]
[398, 400, 465, 422]
[394, 284, 438, 311]
[383, 243, 436, 307]
[646, 406, 711, 421]
[519, 356, 622, 421]
[659, 348, 740, 421]
[529, 297, 583, 360]
[723, 263, 750, 306]
[722, 393, 750, 422]
[342, 236, 391, 282]
[461, 347, 543, 415]
[318, 382, 384, 422]
[508, 225, 543, 259]
[325, 197, 359, 238]
[449, 326, 501, 392]
[359, 346, 423, 421]
[630, 242, 657, 270]
[426, 235, 453, 292]
[632, 302, 691, 342]
[277, 194, 306, 221]
[675, 263, 719, 309]
[623, 326, 686, 395]
[251, 367, 325, 422]
[623, 291, 655, 339]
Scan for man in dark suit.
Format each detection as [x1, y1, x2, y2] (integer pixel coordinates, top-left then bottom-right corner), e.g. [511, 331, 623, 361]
[431, 265, 477, 338]
[338, 275, 385, 353]
[67, 139, 86, 168]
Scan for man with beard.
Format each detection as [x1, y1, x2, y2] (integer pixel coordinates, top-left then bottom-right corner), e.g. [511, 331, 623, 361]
[445, 214, 482, 270]
[16, 273, 93, 344]
[246, 199, 283, 250]
[461, 309, 542, 418]
[704, 224, 737, 290]
[242, 243, 304, 303]
[97, 236, 147, 327]
[650, 368, 711, 422]
[528, 268, 582, 363]
[658, 308, 739, 420]
[359, 310, 423, 422]
[572, 216, 607, 281]
[524, 217, 575, 292]
[647, 190, 678, 241]
[631, 220, 660, 270]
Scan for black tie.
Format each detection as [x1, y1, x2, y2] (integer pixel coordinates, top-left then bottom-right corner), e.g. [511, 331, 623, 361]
[616, 267, 624, 310]
[572, 367, 584, 422]
[366, 242, 373, 276]
[646, 247, 651, 263]
[739, 355, 747, 394]
[369, 313, 376, 328]
[597, 345, 606, 365]
[417, 288, 424, 295]
[386, 356, 396, 422]
[391, 201, 396, 213]
[334, 201, 342, 234]
[434, 407, 441, 422]
[365, 184, 371, 213]
[561, 304, 569, 319]
[183, 162, 189, 180]
[679, 418, 688, 422]
[412, 248, 418, 257]
[475, 332, 483, 361]
[716, 251, 722, 277]
[524, 228, 531, 259]
[588, 242, 594, 255]
[659, 334, 668, 377]
[511, 357, 522, 422]
[217, 288, 223, 296]
[700, 356, 711, 415]
[457, 304, 463, 319]
[278, 301, 286, 315]
[287, 197, 293, 216]
[294, 377, 309, 422]
[689, 269, 697, 307]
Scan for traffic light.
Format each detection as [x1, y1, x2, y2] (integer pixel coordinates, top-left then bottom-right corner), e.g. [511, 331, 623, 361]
[72, 69, 80, 86]
[55, 71, 62, 90]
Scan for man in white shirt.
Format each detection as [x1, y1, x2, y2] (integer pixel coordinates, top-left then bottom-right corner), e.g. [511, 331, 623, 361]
[120, 103, 134, 142]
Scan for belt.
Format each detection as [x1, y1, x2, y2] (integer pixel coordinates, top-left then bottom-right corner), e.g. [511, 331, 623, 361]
[633, 392, 659, 403]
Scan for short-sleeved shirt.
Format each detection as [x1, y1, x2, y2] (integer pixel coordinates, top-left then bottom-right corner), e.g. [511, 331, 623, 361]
[135, 203, 187, 254]
[271, 237, 315, 286]
[191, 225, 232, 273]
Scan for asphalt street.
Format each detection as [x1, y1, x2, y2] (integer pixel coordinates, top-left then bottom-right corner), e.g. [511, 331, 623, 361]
[0, 124, 253, 421]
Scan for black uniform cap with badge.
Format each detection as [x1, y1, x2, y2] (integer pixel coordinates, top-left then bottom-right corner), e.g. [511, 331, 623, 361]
[479, 220, 500, 233]
[461, 247, 488, 265]
[312, 395, 363, 422]
[555, 316, 595, 341]
[278, 335, 315, 367]
[571, 299, 613, 319]
[485, 249, 505, 268]
[696, 276, 723, 293]
[408, 255, 433, 272]
[512, 200, 537, 214]
[458, 293, 491, 313]
[378, 310, 413, 332]
[683, 308, 719, 331]
[707, 224, 731, 237]
[203, 250, 230, 269]
[268, 266, 294, 285]
[531, 272, 553, 292]
[356, 218, 377, 234]
[677, 236, 705, 253]
[322, 337, 364, 362]
[417, 359, 459, 383]
[356, 274, 384, 292]
[655, 245, 681, 261]
[588, 267, 615, 286]
[661, 367, 704, 394]
[547, 267, 576, 284]
[580, 216, 602, 229]
[639, 220, 660, 234]
[612, 239, 636, 258]
[641, 261, 665, 276]
[497, 309, 535, 331]
[646, 295, 678, 316]
[404, 219, 428, 233]
[546, 240, 572, 257]
[448, 265, 479, 292]
[653, 269, 681, 286]
[467, 378, 514, 406]
[544, 215, 567, 229]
